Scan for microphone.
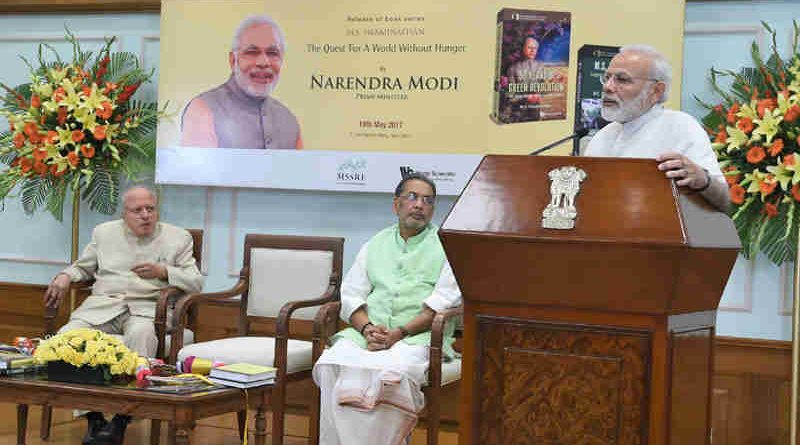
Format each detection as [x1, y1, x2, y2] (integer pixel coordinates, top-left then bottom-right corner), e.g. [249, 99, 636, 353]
[529, 127, 590, 156]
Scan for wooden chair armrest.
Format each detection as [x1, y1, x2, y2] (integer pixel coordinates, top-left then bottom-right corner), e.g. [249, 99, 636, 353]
[430, 306, 463, 350]
[167, 277, 248, 363]
[154, 287, 189, 359]
[312, 301, 342, 362]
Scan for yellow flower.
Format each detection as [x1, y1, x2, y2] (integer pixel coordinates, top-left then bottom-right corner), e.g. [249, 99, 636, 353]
[31, 81, 53, 99]
[725, 125, 750, 152]
[110, 364, 123, 375]
[68, 336, 85, 349]
[752, 108, 783, 145]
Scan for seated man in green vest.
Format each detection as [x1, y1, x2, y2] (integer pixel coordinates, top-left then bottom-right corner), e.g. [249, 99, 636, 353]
[313, 173, 462, 445]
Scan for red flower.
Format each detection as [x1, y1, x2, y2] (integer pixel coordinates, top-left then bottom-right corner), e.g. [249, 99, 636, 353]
[81, 85, 91, 96]
[784, 104, 800, 123]
[729, 184, 746, 205]
[763, 202, 778, 218]
[726, 103, 740, 124]
[93, 125, 107, 141]
[30, 95, 41, 109]
[737, 117, 754, 134]
[52, 87, 65, 102]
[32, 161, 47, 176]
[714, 130, 727, 143]
[97, 101, 113, 120]
[768, 138, 784, 157]
[23, 121, 38, 137]
[793, 184, 800, 202]
[723, 166, 741, 186]
[746, 145, 766, 164]
[57, 107, 67, 125]
[19, 157, 33, 174]
[757, 98, 777, 118]
[759, 177, 777, 196]
[71, 129, 85, 143]
[46, 130, 58, 144]
[32, 148, 47, 162]
[66, 151, 79, 167]
[12, 132, 25, 148]
[80, 144, 95, 158]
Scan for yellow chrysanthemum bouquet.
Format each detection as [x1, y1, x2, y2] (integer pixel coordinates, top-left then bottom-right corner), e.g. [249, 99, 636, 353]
[34, 328, 147, 383]
[0, 30, 163, 220]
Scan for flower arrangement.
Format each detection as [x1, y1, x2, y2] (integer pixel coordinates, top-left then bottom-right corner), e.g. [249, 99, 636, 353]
[34, 328, 147, 380]
[0, 30, 162, 220]
[699, 21, 800, 264]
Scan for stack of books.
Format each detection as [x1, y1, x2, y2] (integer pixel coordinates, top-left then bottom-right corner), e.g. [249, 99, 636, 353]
[0, 350, 41, 376]
[208, 363, 276, 388]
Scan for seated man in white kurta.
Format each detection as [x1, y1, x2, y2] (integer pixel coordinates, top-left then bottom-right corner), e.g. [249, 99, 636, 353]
[313, 173, 462, 445]
[584, 44, 730, 212]
[43, 186, 203, 445]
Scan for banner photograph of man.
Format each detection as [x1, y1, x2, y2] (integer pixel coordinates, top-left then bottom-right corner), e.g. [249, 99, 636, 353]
[180, 14, 303, 149]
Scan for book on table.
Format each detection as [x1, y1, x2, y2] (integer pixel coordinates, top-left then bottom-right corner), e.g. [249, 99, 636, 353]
[0, 350, 35, 370]
[208, 376, 274, 389]
[209, 363, 276, 383]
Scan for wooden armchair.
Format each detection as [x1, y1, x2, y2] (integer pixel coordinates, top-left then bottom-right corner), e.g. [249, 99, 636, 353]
[312, 301, 463, 445]
[170, 234, 344, 445]
[35, 228, 203, 441]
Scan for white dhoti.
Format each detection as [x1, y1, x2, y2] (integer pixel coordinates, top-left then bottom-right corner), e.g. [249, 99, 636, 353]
[313, 338, 429, 445]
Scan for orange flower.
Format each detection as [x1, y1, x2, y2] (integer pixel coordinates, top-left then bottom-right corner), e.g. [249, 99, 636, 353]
[723, 166, 741, 186]
[93, 125, 107, 140]
[66, 151, 79, 167]
[757, 98, 777, 118]
[768, 138, 784, 156]
[46, 130, 58, 144]
[32, 148, 47, 162]
[786, 154, 796, 166]
[71, 129, 85, 143]
[96, 101, 113, 120]
[57, 107, 67, 125]
[23, 121, 38, 137]
[759, 177, 777, 196]
[80, 144, 95, 158]
[785, 104, 800, 123]
[81, 85, 91, 96]
[737, 117, 754, 134]
[746, 145, 766, 164]
[729, 184, 746, 205]
[52, 87, 65, 102]
[103, 82, 118, 95]
[726, 103, 740, 124]
[49, 164, 66, 177]
[30, 95, 41, 109]
[793, 184, 800, 202]
[32, 161, 47, 176]
[763, 202, 778, 218]
[19, 157, 32, 174]
[12, 132, 25, 148]
[714, 130, 727, 143]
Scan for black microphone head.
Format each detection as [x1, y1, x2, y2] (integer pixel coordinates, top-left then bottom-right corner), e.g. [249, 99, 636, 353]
[575, 127, 589, 138]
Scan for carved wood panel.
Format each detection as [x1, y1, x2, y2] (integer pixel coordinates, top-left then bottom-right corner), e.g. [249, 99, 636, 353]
[476, 316, 651, 445]
[668, 328, 713, 445]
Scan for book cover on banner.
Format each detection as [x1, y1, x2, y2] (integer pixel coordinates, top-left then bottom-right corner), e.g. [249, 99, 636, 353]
[491, 8, 571, 124]
[573, 44, 619, 154]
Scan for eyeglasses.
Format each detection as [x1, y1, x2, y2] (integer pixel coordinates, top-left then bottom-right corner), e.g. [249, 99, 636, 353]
[125, 205, 156, 216]
[601, 71, 662, 86]
[400, 192, 435, 206]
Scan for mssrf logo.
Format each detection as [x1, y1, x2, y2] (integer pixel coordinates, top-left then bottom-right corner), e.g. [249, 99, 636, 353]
[337, 158, 367, 184]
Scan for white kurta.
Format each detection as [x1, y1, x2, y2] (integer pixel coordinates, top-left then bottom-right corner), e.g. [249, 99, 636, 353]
[313, 237, 462, 445]
[585, 104, 724, 186]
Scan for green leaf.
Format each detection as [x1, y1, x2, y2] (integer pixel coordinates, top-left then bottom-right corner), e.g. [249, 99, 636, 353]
[45, 178, 67, 221]
[82, 165, 119, 215]
[19, 176, 52, 215]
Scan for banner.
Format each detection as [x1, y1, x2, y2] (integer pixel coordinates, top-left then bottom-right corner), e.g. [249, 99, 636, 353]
[155, 0, 688, 194]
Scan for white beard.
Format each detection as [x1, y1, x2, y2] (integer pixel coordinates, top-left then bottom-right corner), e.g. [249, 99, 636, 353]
[601, 86, 652, 123]
[233, 57, 278, 98]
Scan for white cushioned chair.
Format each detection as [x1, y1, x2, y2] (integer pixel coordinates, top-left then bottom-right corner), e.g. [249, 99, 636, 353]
[313, 301, 462, 445]
[170, 234, 343, 445]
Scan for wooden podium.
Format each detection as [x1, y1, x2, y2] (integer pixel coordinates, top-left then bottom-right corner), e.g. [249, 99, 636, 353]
[439, 155, 740, 445]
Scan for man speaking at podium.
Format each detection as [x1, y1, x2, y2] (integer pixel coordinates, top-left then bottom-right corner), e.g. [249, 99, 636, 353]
[584, 45, 730, 212]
